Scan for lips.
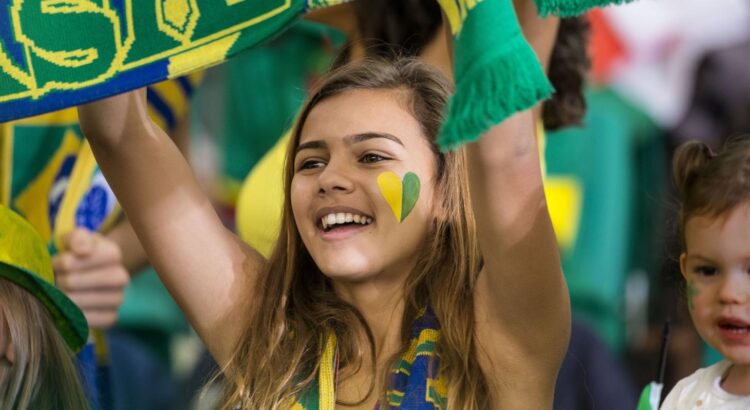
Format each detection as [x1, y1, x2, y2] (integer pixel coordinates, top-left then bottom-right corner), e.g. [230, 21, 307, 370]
[314, 206, 375, 234]
[717, 316, 750, 343]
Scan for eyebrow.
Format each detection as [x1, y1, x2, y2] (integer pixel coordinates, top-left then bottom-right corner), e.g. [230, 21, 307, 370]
[687, 254, 716, 263]
[346, 132, 404, 147]
[295, 140, 327, 155]
[295, 132, 405, 156]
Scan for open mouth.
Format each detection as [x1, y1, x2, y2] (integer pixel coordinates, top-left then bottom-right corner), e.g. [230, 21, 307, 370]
[718, 318, 750, 334]
[319, 212, 374, 233]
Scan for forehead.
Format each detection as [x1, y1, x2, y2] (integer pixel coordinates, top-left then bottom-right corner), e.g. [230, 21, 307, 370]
[685, 203, 750, 255]
[298, 88, 428, 150]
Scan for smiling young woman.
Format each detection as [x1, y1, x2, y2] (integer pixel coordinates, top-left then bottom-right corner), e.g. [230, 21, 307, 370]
[78, 53, 568, 410]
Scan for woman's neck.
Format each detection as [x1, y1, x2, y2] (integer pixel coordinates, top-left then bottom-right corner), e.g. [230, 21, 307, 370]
[333, 277, 405, 359]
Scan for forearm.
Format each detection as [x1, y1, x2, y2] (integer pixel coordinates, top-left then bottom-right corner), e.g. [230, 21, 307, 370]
[105, 218, 149, 275]
[466, 111, 549, 249]
[468, 112, 569, 354]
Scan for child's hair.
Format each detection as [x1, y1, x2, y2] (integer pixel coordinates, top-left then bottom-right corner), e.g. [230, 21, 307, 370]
[221, 58, 488, 409]
[0, 279, 90, 410]
[673, 135, 750, 247]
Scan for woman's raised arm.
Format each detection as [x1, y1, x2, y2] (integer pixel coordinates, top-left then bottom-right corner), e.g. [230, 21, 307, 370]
[469, 12, 571, 409]
[78, 90, 265, 364]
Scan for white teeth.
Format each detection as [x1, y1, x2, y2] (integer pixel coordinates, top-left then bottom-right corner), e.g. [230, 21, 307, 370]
[319, 212, 373, 230]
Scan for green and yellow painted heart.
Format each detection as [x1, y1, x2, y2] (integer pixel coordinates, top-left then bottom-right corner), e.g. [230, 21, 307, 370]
[377, 171, 420, 223]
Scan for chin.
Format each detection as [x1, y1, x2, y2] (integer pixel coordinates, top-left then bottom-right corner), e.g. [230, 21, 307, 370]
[720, 347, 750, 365]
[313, 255, 378, 282]
[318, 263, 373, 282]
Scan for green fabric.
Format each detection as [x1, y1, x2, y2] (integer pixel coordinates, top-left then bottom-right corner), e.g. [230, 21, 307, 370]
[534, 0, 637, 17]
[545, 88, 660, 350]
[0, 205, 88, 351]
[438, 0, 553, 150]
[10, 126, 69, 199]
[636, 382, 662, 410]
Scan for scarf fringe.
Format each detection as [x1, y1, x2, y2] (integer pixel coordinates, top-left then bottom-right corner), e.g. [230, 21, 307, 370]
[534, 0, 638, 17]
[437, 35, 553, 151]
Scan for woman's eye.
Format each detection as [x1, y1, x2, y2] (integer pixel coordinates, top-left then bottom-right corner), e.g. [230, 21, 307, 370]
[694, 266, 718, 276]
[298, 159, 325, 171]
[360, 153, 388, 164]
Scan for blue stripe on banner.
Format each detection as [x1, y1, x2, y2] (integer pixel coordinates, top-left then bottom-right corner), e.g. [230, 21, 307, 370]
[146, 88, 177, 131]
[0, 5, 26, 70]
[176, 76, 194, 98]
[0, 60, 170, 122]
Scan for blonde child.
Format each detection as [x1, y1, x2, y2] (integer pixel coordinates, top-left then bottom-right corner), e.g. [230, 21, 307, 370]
[0, 204, 89, 409]
[662, 137, 750, 408]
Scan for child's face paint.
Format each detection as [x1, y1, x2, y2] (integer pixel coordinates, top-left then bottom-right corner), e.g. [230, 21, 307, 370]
[377, 171, 420, 222]
[686, 280, 698, 312]
[290, 89, 437, 285]
[682, 203, 750, 367]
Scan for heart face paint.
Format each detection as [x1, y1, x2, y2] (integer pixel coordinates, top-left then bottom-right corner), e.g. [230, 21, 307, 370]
[377, 171, 420, 222]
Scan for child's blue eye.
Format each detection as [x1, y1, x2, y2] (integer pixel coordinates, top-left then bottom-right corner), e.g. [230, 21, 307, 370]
[360, 153, 388, 164]
[694, 266, 718, 276]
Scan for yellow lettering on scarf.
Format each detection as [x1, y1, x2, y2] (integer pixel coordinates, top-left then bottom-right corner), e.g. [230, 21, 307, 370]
[4, 0, 131, 99]
[156, 0, 200, 44]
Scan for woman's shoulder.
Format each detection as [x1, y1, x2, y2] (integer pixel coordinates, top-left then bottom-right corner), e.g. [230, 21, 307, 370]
[660, 361, 733, 409]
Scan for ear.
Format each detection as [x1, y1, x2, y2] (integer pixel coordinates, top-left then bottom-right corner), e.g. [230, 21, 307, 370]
[680, 252, 688, 281]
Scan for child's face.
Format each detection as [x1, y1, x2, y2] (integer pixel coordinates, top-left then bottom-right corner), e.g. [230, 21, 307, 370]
[290, 88, 437, 285]
[681, 203, 750, 365]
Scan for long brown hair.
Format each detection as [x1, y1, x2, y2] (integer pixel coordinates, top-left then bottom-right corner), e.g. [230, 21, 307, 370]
[222, 58, 489, 408]
[673, 135, 750, 246]
[0, 279, 90, 410]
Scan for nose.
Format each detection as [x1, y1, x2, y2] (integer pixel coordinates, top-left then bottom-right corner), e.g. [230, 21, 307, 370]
[317, 159, 354, 195]
[718, 272, 749, 305]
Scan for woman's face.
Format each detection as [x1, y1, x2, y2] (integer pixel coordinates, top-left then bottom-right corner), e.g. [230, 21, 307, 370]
[291, 88, 438, 285]
[681, 203, 750, 365]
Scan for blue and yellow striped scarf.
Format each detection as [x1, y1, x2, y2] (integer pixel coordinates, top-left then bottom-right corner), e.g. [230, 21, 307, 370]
[294, 307, 446, 409]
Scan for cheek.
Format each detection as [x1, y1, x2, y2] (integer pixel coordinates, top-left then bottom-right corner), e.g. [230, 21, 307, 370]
[290, 181, 310, 230]
[688, 282, 714, 318]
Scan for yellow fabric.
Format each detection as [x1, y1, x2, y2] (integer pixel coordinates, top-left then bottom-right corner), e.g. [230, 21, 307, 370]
[0, 204, 55, 285]
[538, 124, 584, 252]
[0, 129, 11, 206]
[236, 130, 290, 257]
[318, 332, 337, 409]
